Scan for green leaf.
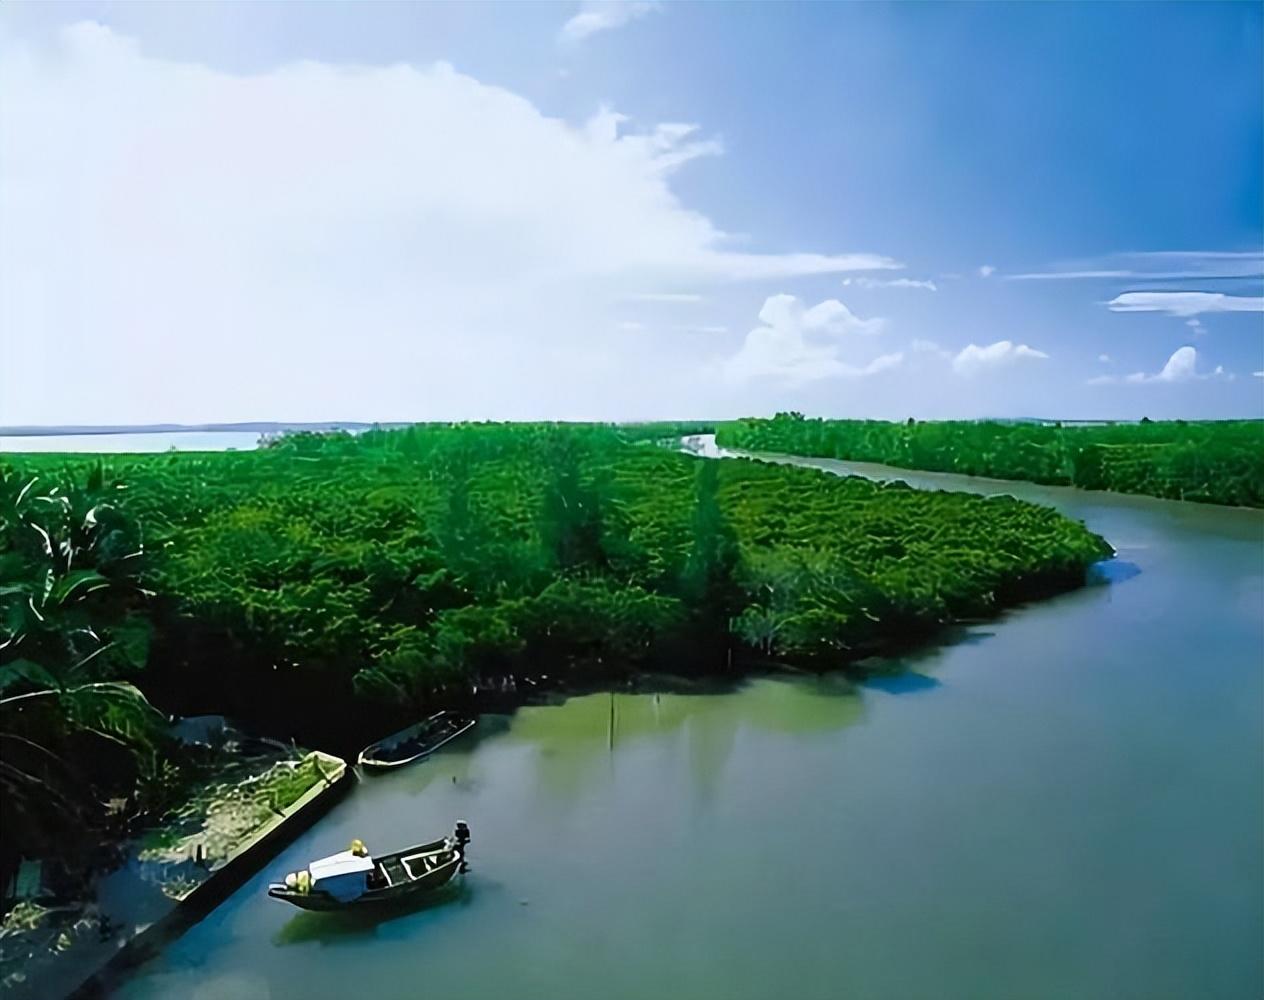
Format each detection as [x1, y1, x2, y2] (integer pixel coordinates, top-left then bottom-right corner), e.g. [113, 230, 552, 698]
[49, 569, 112, 607]
[0, 659, 60, 695]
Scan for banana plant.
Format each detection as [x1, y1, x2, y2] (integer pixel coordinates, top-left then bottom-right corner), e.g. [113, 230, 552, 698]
[0, 464, 163, 859]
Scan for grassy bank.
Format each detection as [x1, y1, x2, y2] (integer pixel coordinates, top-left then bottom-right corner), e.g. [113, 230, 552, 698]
[717, 414, 1264, 507]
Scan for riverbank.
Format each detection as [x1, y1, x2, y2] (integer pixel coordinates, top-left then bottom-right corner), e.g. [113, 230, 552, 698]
[0, 733, 348, 1000]
[716, 415, 1264, 507]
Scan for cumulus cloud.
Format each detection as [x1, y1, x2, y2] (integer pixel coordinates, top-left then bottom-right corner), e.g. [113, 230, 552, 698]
[843, 276, 937, 291]
[1105, 292, 1264, 317]
[1088, 346, 1227, 385]
[721, 294, 899, 384]
[560, 1, 659, 43]
[978, 265, 996, 278]
[1143, 346, 1201, 382]
[951, 340, 1049, 376]
[0, 24, 899, 424]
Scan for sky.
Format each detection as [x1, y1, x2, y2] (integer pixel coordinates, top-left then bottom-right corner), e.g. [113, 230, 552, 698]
[1, 1, 1261, 425]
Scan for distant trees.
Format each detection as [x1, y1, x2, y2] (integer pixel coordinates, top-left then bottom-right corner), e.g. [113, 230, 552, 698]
[717, 416, 1264, 507]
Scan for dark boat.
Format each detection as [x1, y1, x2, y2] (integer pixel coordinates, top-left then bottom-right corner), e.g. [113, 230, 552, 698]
[267, 823, 470, 911]
[357, 711, 476, 771]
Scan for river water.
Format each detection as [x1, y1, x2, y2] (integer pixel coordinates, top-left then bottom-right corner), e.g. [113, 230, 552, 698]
[108, 440, 1263, 1000]
[0, 432, 264, 454]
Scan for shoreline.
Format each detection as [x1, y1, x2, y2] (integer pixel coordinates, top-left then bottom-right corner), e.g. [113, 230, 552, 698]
[3, 752, 351, 1000]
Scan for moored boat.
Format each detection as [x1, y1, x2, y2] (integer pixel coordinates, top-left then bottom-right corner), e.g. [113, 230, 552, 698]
[267, 822, 471, 911]
[357, 711, 476, 771]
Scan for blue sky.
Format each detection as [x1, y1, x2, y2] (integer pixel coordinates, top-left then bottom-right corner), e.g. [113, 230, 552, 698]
[1, 1, 1260, 424]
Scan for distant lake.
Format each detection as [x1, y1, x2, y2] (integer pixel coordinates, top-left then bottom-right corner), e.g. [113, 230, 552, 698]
[0, 431, 262, 454]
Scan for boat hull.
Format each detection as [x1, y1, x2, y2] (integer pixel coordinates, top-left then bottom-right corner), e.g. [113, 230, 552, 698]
[268, 834, 467, 912]
[268, 859, 462, 910]
[358, 713, 476, 771]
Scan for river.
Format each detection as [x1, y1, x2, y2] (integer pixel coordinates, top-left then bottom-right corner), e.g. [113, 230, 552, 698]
[0, 432, 264, 454]
[106, 439, 1263, 1000]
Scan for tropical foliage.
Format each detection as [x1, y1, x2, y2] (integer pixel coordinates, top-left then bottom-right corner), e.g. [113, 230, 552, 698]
[717, 414, 1264, 506]
[0, 466, 165, 878]
[1, 422, 1112, 877]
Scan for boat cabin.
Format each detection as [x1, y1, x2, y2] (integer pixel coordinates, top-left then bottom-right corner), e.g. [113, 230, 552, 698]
[307, 850, 375, 902]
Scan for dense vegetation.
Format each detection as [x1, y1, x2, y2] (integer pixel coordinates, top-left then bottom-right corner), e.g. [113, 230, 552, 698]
[717, 415, 1264, 506]
[0, 422, 1111, 884]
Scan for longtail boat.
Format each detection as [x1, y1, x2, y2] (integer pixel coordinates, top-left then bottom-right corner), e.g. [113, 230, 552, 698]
[267, 823, 470, 911]
[357, 711, 476, 771]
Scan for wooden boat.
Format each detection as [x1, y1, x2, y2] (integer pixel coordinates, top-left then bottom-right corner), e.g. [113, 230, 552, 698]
[267, 823, 470, 911]
[357, 711, 475, 771]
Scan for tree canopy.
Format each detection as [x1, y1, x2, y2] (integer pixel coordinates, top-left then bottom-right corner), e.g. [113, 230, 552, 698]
[717, 415, 1264, 507]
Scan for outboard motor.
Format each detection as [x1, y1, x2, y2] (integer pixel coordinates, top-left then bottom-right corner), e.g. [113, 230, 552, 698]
[455, 820, 471, 873]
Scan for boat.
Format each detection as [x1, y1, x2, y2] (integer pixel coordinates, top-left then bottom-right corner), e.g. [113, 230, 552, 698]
[357, 711, 476, 771]
[267, 822, 470, 911]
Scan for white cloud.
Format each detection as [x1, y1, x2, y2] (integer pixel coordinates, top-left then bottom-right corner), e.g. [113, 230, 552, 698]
[618, 321, 645, 331]
[721, 294, 899, 384]
[627, 292, 704, 303]
[843, 276, 937, 291]
[1098, 354, 1112, 363]
[1105, 292, 1264, 317]
[910, 338, 951, 359]
[560, 1, 659, 43]
[0, 24, 900, 424]
[1145, 346, 1199, 382]
[978, 265, 996, 278]
[675, 325, 728, 334]
[1089, 346, 1228, 385]
[1254, 371, 1264, 379]
[951, 340, 1049, 376]
[1008, 251, 1264, 282]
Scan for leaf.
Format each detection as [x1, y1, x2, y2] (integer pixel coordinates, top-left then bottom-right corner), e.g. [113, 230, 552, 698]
[0, 659, 61, 695]
[49, 569, 112, 607]
[61, 681, 164, 747]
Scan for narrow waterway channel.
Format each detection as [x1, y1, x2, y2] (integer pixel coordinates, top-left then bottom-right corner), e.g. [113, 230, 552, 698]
[106, 439, 1263, 1000]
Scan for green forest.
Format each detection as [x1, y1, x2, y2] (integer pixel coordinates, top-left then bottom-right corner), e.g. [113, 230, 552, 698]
[717, 415, 1264, 506]
[0, 423, 1111, 879]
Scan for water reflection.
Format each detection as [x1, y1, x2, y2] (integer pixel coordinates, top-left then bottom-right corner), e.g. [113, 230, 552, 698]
[272, 883, 472, 947]
[862, 672, 941, 694]
[493, 677, 866, 807]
